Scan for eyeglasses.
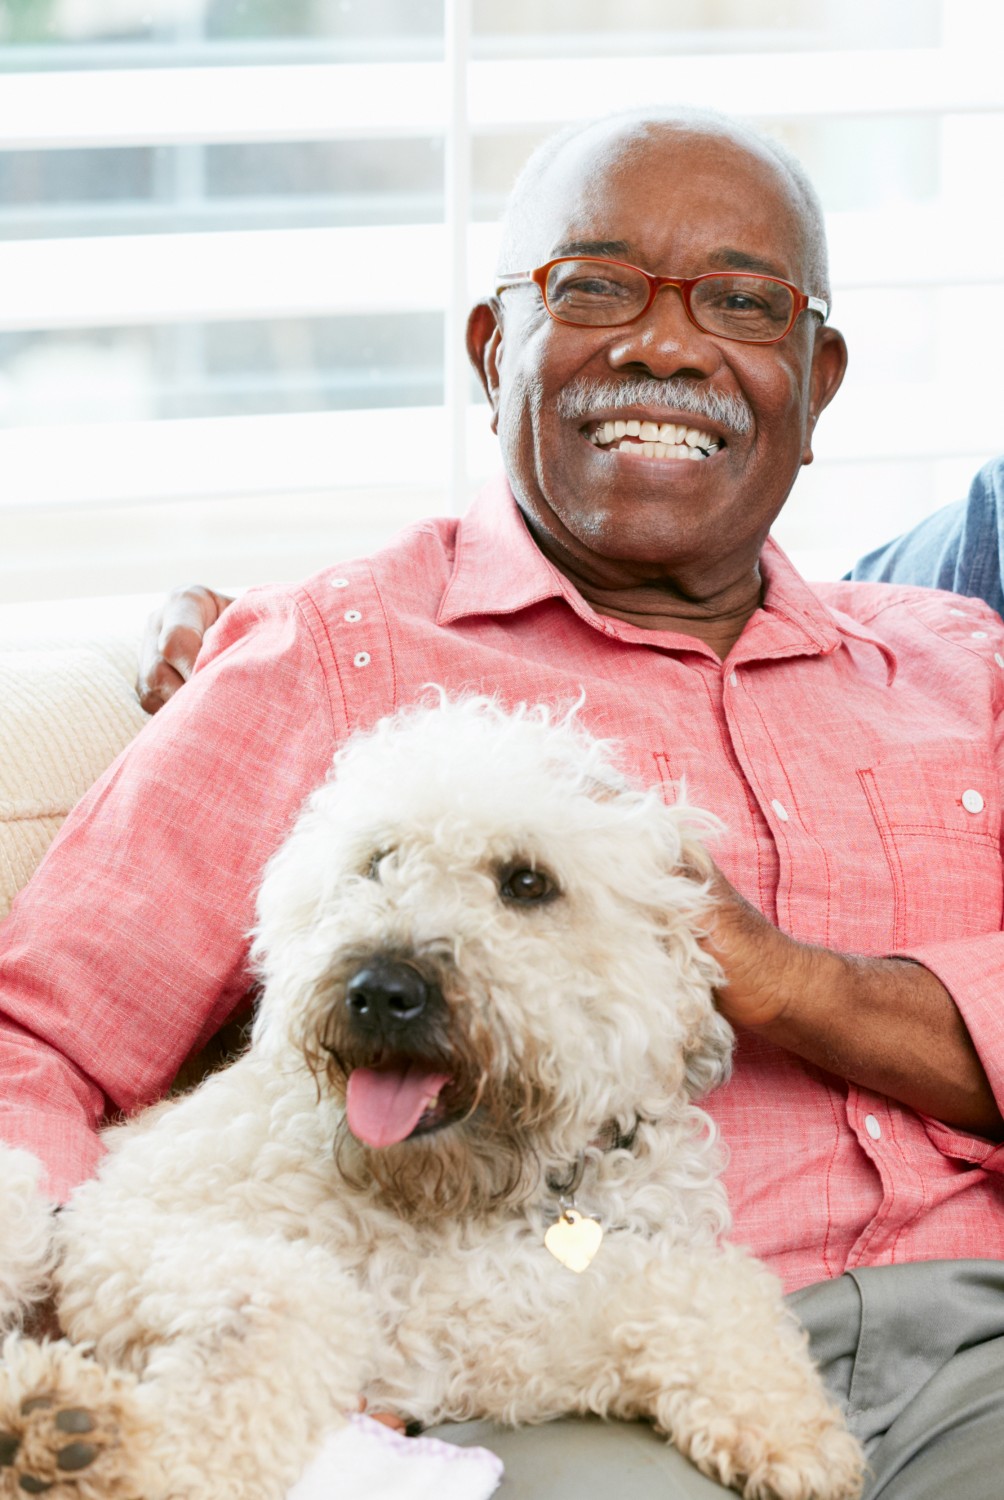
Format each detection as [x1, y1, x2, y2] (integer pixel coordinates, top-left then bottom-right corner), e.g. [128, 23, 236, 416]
[496, 256, 829, 345]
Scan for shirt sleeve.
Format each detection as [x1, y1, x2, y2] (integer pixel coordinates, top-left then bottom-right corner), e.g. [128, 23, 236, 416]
[0, 586, 340, 1201]
[894, 610, 1004, 1167]
[845, 463, 1004, 1162]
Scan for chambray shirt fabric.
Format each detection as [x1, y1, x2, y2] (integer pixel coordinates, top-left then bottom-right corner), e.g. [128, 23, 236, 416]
[848, 457, 1004, 618]
[4, 475, 1004, 1293]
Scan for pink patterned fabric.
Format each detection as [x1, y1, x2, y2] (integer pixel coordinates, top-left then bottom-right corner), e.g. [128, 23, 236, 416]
[3, 476, 1004, 1292]
[287, 1414, 503, 1500]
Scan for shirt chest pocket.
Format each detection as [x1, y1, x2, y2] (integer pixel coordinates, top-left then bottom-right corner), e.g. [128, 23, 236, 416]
[857, 748, 1003, 946]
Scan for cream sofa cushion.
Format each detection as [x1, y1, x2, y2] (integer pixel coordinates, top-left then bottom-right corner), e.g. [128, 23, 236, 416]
[0, 635, 146, 919]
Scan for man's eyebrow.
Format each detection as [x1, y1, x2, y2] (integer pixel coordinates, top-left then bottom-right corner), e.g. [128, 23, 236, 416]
[550, 239, 633, 260]
[708, 247, 790, 278]
[550, 241, 793, 280]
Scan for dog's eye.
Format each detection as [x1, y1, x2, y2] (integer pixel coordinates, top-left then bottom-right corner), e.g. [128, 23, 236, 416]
[499, 865, 556, 905]
[365, 849, 394, 880]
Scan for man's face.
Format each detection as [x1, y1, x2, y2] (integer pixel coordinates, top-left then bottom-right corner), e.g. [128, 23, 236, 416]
[470, 124, 847, 596]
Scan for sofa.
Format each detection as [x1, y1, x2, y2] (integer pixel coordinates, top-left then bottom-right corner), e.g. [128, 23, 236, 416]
[0, 626, 147, 921]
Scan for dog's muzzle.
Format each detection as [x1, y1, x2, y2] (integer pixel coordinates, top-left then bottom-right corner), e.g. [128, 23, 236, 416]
[337, 958, 456, 1150]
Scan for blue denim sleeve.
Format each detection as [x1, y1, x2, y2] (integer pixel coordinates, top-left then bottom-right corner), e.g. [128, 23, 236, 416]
[845, 457, 1004, 619]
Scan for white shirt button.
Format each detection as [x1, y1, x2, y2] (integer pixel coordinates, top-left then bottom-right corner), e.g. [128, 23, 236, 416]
[330, 577, 349, 589]
[972, 631, 988, 639]
[343, 609, 362, 623]
[949, 608, 966, 617]
[864, 1114, 882, 1140]
[995, 654, 1004, 669]
[962, 789, 985, 814]
[728, 671, 738, 687]
[353, 651, 371, 668]
[770, 799, 789, 822]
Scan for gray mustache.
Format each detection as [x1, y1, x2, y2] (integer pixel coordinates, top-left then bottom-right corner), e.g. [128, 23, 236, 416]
[556, 378, 752, 436]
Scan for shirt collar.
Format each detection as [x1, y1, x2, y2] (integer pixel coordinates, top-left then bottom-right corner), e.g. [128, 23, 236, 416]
[744, 541, 898, 680]
[438, 474, 898, 679]
[438, 473, 568, 624]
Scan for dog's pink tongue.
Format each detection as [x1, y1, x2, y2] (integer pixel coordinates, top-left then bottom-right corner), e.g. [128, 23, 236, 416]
[346, 1063, 452, 1148]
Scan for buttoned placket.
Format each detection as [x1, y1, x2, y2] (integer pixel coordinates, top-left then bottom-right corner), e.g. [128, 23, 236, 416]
[320, 569, 398, 722]
[843, 1090, 934, 1270]
[330, 577, 372, 670]
[718, 627, 933, 1267]
[719, 628, 843, 941]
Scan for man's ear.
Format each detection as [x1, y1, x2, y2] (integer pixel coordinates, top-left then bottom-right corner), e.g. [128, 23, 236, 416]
[466, 298, 503, 434]
[802, 324, 848, 466]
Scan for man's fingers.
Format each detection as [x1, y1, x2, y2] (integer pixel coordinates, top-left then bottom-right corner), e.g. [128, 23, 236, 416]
[156, 621, 207, 679]
[156, 586, 230, 672]
[137, 660, 187, 716]
[699, 867, 801, 1029]
[136, 586, 234, 713]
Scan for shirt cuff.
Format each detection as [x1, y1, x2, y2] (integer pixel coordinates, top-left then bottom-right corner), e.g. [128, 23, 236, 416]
[0, 1111, 105, 1204]
[898, 933, 1004, 1170]
[0, 1020, 107, 1202]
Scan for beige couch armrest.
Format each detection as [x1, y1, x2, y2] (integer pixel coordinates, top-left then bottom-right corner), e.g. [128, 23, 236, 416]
[0, 639, 147, 919]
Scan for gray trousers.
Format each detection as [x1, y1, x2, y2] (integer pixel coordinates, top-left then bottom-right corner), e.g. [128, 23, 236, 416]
[432, 1259, 1004, 1498]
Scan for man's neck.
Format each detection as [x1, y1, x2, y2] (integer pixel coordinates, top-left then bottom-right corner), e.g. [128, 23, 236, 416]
[516, 504, 766, 661]
[539, 547, 765, 660]
[577, 579, 763, 658]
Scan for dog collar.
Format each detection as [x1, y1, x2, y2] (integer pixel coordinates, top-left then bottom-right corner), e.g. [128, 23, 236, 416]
[542, 1117, 640, 1274]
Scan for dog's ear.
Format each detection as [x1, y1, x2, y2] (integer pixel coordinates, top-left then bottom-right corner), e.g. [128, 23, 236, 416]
[0, 1144, 57, 1332]
[656, 814, 735, 1100]
[680, 1000, 734, 1099]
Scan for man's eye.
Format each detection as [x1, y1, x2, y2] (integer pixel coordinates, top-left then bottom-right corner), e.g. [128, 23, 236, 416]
[720, 292, 765, 313]
[499, 865, 557, 904]
[554, 277, 631, 302]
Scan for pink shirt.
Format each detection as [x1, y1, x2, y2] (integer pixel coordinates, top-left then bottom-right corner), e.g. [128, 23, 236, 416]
[4, 476, 1004, 1292]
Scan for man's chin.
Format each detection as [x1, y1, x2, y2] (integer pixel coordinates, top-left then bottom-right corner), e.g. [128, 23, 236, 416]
[553, 507, 725, 578]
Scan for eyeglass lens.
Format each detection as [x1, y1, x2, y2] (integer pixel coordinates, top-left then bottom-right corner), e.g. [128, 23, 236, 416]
[543, 260, 796, 340]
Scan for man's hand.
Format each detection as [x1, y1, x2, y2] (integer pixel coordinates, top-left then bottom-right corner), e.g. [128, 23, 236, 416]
[137, 586, 234, 714]
[703, 864, 1004, 1139]
[702, 869, 802, 1031]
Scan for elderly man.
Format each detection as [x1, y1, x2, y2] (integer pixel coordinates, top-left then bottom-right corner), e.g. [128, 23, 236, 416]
[4, 109, 1004, 1498]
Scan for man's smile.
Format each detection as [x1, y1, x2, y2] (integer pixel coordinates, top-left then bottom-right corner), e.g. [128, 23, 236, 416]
[583, 417, 725, 463]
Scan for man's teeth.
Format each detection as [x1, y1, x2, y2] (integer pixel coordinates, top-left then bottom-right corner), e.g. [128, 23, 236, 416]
[589, 419, 722, 459]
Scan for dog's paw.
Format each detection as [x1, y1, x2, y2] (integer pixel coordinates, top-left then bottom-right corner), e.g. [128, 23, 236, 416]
[0, 1395, 116, 1496]
[672, 1404, 864, 1500]
[732, 1417, 865, 1500]
[0, 1340, 159, 1500]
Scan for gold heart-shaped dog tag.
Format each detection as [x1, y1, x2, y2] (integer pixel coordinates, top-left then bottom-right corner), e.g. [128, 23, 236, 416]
[544, 1209, 604, 1273]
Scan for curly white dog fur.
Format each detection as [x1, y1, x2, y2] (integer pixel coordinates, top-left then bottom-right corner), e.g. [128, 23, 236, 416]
[0, 698, 864, 1500]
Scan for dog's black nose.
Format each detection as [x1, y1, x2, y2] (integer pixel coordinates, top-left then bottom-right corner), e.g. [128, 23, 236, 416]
[345, 960, 430, 1027]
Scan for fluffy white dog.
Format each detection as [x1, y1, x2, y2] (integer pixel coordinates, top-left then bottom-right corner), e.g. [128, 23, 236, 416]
[0, 698, 863, 1500]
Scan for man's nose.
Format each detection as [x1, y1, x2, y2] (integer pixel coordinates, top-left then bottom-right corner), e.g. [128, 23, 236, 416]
[606, 284, 718, 378]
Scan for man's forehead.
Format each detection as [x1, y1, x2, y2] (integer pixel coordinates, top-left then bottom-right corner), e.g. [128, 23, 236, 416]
[525, 122, 808, 275]
[543, 117, 791, 195]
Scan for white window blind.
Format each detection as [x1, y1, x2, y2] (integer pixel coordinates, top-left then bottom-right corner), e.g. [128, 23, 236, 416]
[1, 0, 1002, 600]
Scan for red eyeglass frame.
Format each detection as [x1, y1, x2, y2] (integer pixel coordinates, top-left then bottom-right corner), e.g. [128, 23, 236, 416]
[495, 256, 829, 345]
